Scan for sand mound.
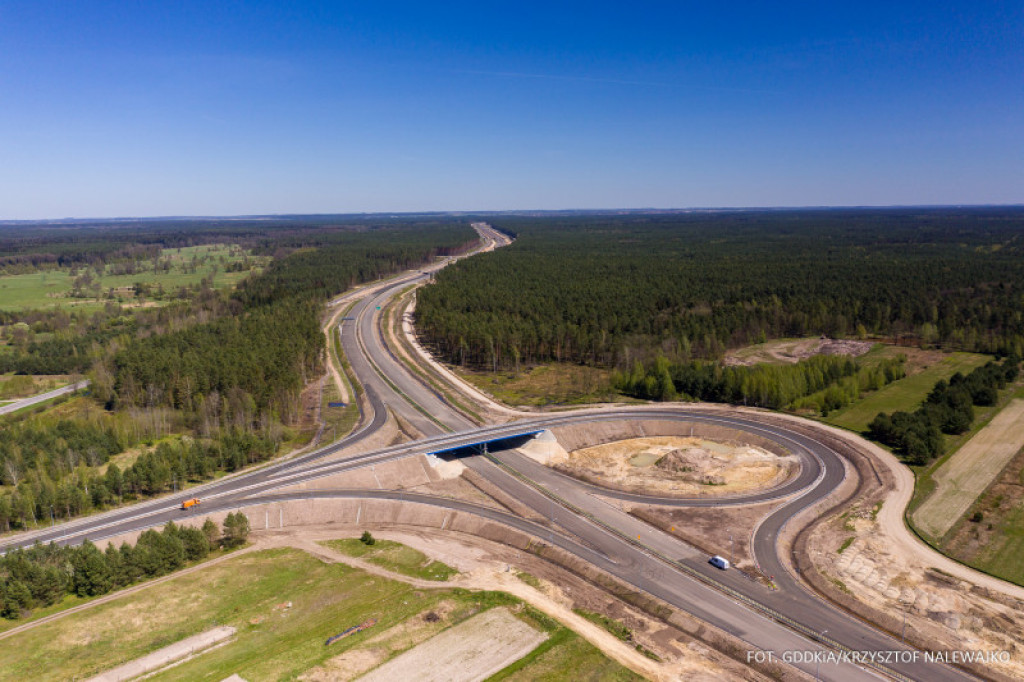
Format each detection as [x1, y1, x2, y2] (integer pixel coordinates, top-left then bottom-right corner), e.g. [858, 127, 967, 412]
[558, 437, 797, 496]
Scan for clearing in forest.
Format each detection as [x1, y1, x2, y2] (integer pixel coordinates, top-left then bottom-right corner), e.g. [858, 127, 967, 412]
[913, 399, 1024, 539]
[826, 351, 991, 432]
[725, 337, 874, 366]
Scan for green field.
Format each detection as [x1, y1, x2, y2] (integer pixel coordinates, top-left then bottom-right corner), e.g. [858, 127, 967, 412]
[825, 351, 992, 432]
[0, 546, 637, 682]
[0, 244, 265, 312]
[489, 625, 643, 681]
[969, 493, 1024, 585]
[322, 537, 459, 581]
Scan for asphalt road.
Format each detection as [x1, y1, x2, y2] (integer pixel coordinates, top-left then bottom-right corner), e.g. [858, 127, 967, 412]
[0, 380, 90, 416]
[0, 225, 976, 682]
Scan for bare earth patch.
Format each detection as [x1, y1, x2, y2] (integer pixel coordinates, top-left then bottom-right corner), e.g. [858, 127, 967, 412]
[300, 601, 460, 682]
[726, 337, 874, 366]
[810, 507, 1024, 680]
[559, 436, 797, 496]
[356, 606, 546, 682]
[629, 501, 783, 575]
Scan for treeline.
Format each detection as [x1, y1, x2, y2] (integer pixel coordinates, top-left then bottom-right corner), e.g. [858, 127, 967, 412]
[868, 357, 1020, 464]
[416, 209, 1024, 373]
[106, 225, 476, 424]
[0, 430, 274, 531]
[110, 299, 323, 418]
[612, 354, 904, 410]
[0, 419, 123, 486]
[235, 227, 471, 307]
[0, 314, 137, 375]
[0, 215, 470, 276]
[0, 515, 249, 619]
[790, 357, 907, 416]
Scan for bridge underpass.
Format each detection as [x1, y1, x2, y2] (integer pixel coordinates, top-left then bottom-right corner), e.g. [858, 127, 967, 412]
[425, 430, 543, 460]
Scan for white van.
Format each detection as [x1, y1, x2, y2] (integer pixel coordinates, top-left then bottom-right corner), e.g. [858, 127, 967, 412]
[709, 555, 730, 570]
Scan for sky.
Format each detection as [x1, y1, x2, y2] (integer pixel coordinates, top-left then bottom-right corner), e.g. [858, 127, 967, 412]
[0, 1, 1021, 219]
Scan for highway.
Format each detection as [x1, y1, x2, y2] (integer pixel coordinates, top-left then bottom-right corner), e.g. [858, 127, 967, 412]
[0, 224, 977, 682]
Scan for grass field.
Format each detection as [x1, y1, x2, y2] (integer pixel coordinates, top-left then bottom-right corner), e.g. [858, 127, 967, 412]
[0, 374, 73, 400]
[0, 546, 637, 682]
[0, 244, 265, 312]
[489, 625, 643, 682]
[322, 538, 459, 581]
[825, 351, 991, 432]
[970, 494, 1024, 585]
[913, 398, 1024, 539]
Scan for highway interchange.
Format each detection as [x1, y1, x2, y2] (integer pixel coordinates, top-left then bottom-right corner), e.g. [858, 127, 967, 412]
[0, 226, 980, 682]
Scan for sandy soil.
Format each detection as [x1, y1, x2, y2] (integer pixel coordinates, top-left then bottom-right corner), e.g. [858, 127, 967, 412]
[560, 437, 797, 496]
[357, 607, 547, 682]
[725, 338, 874, 367]
[913, 399, 1024, 538]
[811, 508, 1024, 680]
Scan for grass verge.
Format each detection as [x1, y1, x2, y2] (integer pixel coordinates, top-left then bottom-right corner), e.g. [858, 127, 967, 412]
[320, 538, 459, 581]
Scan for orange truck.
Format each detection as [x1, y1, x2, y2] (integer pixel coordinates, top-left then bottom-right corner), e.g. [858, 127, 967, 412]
[180, 498, 201, 510]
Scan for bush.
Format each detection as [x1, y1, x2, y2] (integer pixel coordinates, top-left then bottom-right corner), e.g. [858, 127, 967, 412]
[360, 531, 375, 546]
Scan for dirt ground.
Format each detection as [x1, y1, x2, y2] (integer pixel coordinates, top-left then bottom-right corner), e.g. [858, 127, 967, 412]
[809, 501, 1024, 680]
[357, 607, 547, 682]
[628, 501, 783, 575]
[725, 338, 874, 366]
[913, 398, 1024, 539]
[559, 437, 797, 496]
[301, 599, 483, 682]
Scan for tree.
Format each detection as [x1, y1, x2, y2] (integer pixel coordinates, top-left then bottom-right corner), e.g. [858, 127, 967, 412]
[179, 526, 210, 562]
[360, 530, 375, 546]
[71, 541, 113, 597]
[2, 580, 32, 618]
[201, 518, 220, 547]
[222, 512, 250, 548]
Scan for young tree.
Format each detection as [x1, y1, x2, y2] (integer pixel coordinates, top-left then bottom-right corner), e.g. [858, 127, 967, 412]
[179, 526, 210, 562]
[71, 541, 113, 597]
[222, 512, 250, 548]
[201, 518, 220, 547]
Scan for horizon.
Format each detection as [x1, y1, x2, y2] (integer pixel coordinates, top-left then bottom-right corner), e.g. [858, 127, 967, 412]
[4, 203, 1024, 225]
[1, 2, 1021, 218]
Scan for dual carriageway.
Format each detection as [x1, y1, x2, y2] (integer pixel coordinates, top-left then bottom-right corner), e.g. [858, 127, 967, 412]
[1, 225, 980, 682]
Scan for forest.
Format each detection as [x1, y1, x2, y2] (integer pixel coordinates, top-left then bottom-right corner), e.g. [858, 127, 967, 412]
[0, 516, 249, 619]
[613, 353, 906, 412]
[417, 208, 1024, 373]
[0, 218, 477, 533]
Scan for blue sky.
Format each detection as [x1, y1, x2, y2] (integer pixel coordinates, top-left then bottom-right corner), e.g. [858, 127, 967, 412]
[1, 1, 1021, 218]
